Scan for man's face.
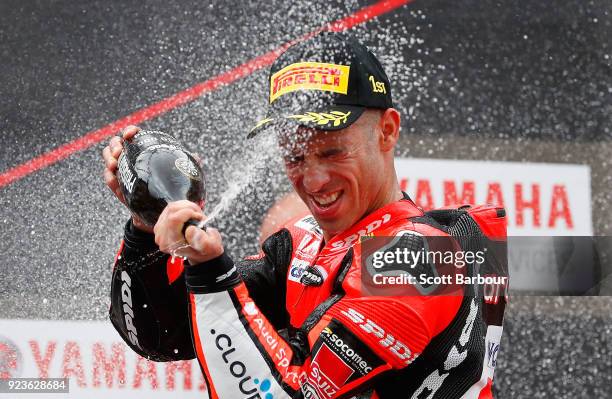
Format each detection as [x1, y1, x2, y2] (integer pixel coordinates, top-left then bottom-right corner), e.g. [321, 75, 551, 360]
[279, 111, 385, 238]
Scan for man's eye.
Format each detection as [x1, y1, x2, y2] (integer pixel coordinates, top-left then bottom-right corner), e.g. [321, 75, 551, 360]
[285, 155, 304, 165]
[322, 149, 345, 159]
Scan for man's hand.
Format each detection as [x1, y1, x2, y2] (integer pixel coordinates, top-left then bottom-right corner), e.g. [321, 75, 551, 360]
[101, 125, 153, 232]
[154, 200, 224, 265]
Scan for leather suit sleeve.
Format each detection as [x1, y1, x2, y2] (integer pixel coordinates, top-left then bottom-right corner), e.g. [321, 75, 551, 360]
[109, 220, 195, 361]
[109, 221, 293, 362]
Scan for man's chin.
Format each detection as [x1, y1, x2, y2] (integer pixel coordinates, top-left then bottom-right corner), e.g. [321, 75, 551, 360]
[306, 197, 357, 237]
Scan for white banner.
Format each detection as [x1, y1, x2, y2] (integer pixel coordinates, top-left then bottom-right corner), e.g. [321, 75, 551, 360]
[0, 319, 206, 398]
[395, 158, 592, 236]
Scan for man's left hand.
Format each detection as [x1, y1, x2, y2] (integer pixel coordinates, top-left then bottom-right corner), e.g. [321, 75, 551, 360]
[154, 200, 224, 265]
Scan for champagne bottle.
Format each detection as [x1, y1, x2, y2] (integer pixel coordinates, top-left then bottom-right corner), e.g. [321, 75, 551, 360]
[116, 130, 205, 227]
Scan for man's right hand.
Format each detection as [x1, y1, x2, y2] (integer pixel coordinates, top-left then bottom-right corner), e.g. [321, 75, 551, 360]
[102, 125, 154, 233]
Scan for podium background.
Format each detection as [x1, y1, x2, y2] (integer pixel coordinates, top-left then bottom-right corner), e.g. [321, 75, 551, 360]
[1, 0, 610, 397]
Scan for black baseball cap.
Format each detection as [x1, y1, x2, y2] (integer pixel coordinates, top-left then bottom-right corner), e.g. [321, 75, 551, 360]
[248, 31, 393, 138]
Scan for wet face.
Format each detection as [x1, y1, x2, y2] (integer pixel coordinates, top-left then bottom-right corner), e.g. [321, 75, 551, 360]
[279, 110, 388, 238]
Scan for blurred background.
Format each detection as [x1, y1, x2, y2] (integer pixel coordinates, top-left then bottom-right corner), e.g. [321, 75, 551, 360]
[0, 0, 611, 397]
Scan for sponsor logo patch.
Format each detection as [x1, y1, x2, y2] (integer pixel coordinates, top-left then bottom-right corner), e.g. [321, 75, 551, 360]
[485, 326, 503, 370]
[294, 216, 323, 236]
[487, 340, 499, 369]
[300, 266, 325, 287]
[288, 259, 311, 283]
[301, 344, 354, 399]
[242, 307, 294, 381]
[270, 62, 350, 103]
[209, 328, 275, 398]
[319, 321, 384, 377]
[297, 234, 321, 259]
[301, 319, 384, 398]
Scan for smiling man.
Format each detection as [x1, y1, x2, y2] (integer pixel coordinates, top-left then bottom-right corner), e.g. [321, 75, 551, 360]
[106, 32, 506, 398]
[278, 110, 401, 240]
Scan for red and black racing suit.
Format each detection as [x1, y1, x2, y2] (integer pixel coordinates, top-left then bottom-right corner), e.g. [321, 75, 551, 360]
[109, 195, 507, 398]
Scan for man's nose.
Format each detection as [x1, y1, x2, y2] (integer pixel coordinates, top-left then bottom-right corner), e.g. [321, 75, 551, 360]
[302, 162, 331, 193]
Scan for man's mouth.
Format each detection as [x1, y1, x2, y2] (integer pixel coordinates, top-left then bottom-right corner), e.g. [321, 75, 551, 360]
[311, 190, 342, 208]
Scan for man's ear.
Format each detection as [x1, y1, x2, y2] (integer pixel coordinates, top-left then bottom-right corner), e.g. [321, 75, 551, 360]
[379, 108, 400, 152]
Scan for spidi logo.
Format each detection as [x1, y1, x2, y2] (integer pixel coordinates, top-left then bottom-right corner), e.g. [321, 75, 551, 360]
[339, 308, 416, 365]
[331, 214, 392, 250]
[120, 271, 141, 350]
[210, 328, 274, 399]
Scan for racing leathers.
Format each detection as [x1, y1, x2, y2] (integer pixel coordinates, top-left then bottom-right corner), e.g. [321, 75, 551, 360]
[109, 195, 507, 398]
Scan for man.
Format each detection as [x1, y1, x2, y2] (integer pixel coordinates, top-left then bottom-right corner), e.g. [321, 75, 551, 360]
[104, 32, 506, 398]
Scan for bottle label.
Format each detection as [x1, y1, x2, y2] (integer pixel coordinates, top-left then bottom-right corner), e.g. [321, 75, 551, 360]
[175, 158, 201, 181]
[118, 154, 137, 193]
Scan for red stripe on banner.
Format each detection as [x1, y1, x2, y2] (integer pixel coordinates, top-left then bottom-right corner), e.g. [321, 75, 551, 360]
[0, 0, 412, 188]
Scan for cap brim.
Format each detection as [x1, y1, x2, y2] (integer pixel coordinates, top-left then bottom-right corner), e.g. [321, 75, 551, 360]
[247, 105, 365, 139]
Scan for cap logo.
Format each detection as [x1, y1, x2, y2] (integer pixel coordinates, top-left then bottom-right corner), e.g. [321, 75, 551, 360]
[270, 62, 350, 103]
[288, 111, 351, 127]
[368, 75, 387, 94]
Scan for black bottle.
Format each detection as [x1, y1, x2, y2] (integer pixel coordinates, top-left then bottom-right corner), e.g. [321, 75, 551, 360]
[116, 130, 205, 227]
